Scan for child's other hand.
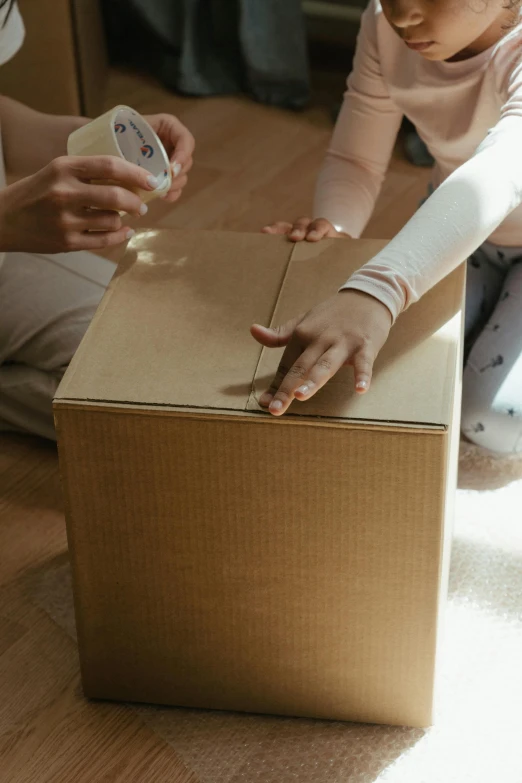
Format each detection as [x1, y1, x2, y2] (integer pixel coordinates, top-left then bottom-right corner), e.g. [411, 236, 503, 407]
[262, 217, 351, 242]
[144, 113, 195, 203]
[250, 290, 392, 416]
[0, 155, 157, 254]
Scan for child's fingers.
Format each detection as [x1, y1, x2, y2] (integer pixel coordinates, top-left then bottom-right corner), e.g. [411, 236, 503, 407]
[266, 342, 335, 416]
[261, 222, 294, 235]
[250, 316, 301, 348]
[289, 217, 312, 241]
[352, 346, 374, 393]
[292, 345, 347, 402]
[306, 218, 335, 241]
[259, 341, 319, 411]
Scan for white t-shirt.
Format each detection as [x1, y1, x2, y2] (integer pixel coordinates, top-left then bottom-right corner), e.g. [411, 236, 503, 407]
[0, 2, 25, 269]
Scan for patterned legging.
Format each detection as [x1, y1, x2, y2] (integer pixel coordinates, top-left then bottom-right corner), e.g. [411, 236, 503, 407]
[462, 241, 522, 454]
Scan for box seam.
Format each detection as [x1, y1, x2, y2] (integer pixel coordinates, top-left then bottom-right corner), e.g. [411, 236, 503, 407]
[247, 241, 298, 410]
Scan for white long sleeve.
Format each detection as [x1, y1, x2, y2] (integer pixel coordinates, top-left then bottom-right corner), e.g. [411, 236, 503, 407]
[342, 116, 522, 320]
[313, 3, 403, 237]
[315, 0, 522, 321]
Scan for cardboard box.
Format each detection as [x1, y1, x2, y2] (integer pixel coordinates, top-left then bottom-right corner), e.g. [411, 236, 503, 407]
[0, 0, 107, 116]
[54, 229, 465, 728]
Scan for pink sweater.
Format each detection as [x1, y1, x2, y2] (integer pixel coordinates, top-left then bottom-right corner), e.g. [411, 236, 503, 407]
[314, 0, 522, 321]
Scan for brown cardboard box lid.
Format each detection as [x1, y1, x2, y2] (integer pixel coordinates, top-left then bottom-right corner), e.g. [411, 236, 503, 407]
[55, 229, 464, 428]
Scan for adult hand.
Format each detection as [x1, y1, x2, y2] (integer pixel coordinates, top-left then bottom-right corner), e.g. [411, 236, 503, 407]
[145, 113, 195, 203]
[0, 155, 157, 253]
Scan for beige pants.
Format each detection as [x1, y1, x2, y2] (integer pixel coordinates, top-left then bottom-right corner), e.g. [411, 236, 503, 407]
[0, 251, 114, 440]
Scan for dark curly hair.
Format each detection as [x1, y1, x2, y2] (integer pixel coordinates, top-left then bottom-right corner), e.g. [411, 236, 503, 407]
[502, 0, 522, 28]
[0, 0, 15, 26]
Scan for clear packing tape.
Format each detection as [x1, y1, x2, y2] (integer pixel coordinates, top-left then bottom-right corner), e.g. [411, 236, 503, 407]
[68, 105, 172, 204]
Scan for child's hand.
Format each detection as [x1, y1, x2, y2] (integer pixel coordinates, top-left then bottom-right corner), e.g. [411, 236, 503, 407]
[144, 113, 195, 203]
[0, 155, 158, 253]
[262, 217, 351, 242]
[251, 290, 392, 416]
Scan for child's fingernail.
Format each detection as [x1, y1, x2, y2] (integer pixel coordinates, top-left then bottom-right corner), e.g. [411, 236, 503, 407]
[297, 381, 315, 396]
[147, 175, 159, 189]
[356, 380, 368, 391]
[126, 228, 135, 240]
[139, 203, 148, 216]
[270, 400, 283, 412]
[171, 162, 182, 177]
[308, 231, 319, 238]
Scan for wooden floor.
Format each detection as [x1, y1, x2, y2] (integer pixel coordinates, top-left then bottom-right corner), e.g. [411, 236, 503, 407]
[0, 67, 429, 782]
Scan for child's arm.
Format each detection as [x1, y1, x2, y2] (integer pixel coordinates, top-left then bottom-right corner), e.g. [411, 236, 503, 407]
[312, 10, 403, 239]
[264, 4, 403, 242]
[341, 120, 522, 322]
[254, 46, 522, 415]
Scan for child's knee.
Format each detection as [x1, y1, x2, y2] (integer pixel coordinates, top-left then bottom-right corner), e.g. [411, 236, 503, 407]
[461, 393, 522, 454]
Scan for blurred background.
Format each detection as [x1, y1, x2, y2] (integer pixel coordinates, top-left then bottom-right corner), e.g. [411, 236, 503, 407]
[0, 0, 429, 239]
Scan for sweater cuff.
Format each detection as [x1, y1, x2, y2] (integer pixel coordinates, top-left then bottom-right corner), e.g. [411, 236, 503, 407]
[338, 279, 399, 323]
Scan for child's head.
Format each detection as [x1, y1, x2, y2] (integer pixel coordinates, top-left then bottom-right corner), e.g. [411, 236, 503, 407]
[381, 0, 520, 61]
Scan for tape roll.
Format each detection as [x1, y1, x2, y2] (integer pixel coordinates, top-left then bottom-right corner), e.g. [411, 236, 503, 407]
[67, 105, 172, 203]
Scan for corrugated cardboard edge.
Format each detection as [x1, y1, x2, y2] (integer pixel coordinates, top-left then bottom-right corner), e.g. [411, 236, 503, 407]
[54, 400, 446, 434]
[428, 281, 465, 723]
[53, 415, 91, 692]
[54, 259, 128, 403]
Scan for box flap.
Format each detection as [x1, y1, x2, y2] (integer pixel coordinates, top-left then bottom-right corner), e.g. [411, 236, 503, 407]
[56, 230, 291, 411]
[56, 230, 464, 428]
[247, 239, 464, 427]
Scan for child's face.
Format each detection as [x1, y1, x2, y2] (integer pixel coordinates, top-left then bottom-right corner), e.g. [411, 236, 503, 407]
[381, 0, 517, 61]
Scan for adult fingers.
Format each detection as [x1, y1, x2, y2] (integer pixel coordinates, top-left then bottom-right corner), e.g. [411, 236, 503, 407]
[65, 226, 135, 252]
[170, 157, 193, 180]
[163, 174, 188, 202]
[170, 124, 196, 170]
[79, 209, 123, 233]
[79, 183, 146, 216]
[64, 155, 158, 192]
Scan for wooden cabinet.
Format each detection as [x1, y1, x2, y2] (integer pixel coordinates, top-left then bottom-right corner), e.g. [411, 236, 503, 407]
[0, 0, 107, 117]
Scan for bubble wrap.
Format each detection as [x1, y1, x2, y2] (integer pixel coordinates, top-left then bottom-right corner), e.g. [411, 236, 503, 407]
[32, 480, 522, 783]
